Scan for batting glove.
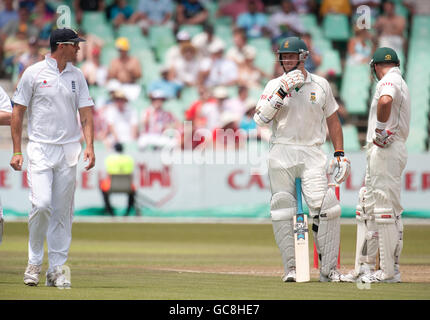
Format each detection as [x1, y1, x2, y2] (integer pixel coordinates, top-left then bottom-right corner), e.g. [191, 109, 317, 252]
[327, 150, 351, 184]
[373, 129, 395, 148]
[279, 70, 305, 94]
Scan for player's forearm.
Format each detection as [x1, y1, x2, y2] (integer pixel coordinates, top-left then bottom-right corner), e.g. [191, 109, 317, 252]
[11, 105, 25, 153]
[79, 107, 94, 148]
[327, 113, 344, 151]
[0, 111, 11, 125]
[376, 95, 392, 123]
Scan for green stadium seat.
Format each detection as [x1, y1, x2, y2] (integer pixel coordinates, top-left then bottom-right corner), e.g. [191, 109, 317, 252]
[342, 124, 361, 152]
[163, 99, 186, 121]
[254, 49, 275, 77]
[299, 14, 319, 33]
[100, 45, 118, 66]
[318, 49, 342, 75]
[214, 16, 233, 28]
[248, 38, 272, 52]
[406, 128, 427, 152]
[180, 87, 199, 107]
[323, 14, 350, 41]
[214, 24, 233, 49]
[149, 26, 176, 62]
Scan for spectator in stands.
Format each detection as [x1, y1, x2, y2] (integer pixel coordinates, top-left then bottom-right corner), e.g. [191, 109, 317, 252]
[212, 112, 243, 150]
[30, 0, 55, 31]
[108, 0, 134, 29]
[1, 4, 39, 42]
[131, 0, 174, 35]
[185, 85, 216, 129]
[107, 37, 142, 101]
[192, 24, 224, 59]
[74, 0, 105, 25]
[301, 33, 322, 73]
[147, 65, 182, 99]
[291, 0, 316, 14]
[175, 0, 209, 28]
[81, 46, 108, 87]
[2, 23, 29, 76]
[236, 46, 268, 88]
[268, 0, 305, 44]
[239, 100, 257, 132]
[105, 89, 139, 148]
[17, 36, 43, 80]
[138, 90, 179, 151]
[223, 85, 250, 118]
[374, 0, 406, 54]
[226, 28, 256, 66]
[170, 42, 201, 87]
[218, 0, 264, 22]
[200, 86, 230, 131]
[199, 41, 238, 88]
[236, 0, 269, 38]
[0, 0, 18, 29]
[76, 29, 104, 64]
[319, 0, 352, 17]
[346, 27, 372, 65]
[403, 0, 430, 16]
[165, 30, 191, 68]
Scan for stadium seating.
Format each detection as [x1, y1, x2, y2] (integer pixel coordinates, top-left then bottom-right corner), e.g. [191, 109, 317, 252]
[318, 49, 342, 75]
[323, 14, 350, 41]
[342, 124, 361, 152]
[340, 64, 371, 115]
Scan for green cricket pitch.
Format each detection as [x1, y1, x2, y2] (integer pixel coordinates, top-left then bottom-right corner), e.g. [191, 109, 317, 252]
[1, 221, 429, 300]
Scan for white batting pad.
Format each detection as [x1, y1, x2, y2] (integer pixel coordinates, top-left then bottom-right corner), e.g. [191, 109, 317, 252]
[375, 209, 397, 279]
[317, 188, 341, 276]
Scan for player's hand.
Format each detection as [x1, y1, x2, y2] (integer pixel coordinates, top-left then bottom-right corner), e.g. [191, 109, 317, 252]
[373, 128, 395, 148]
[10, 154, 23, 171]
[327, 151, 351, 184]
[83, 147, 95, 171]
[279, 70, 305, 94]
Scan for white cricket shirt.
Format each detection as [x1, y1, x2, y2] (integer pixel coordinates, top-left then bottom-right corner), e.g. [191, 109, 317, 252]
[12, 55, 94, 144]
[257, 70, 339, 146]
[366, 67, 410, 143]
[0, 85, 12, 113]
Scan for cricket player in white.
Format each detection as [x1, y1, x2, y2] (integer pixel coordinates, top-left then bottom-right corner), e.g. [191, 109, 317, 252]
[254, 37, 351, 282]
[344, 47, 410, 283]
[0, 85, 12, 245]
[10, 28, 95, 287]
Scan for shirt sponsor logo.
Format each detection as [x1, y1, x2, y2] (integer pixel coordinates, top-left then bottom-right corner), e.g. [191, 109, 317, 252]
[39, 80, 52, 88]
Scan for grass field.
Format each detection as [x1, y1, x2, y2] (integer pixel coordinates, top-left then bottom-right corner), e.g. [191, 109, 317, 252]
[0, 221, 429, 300]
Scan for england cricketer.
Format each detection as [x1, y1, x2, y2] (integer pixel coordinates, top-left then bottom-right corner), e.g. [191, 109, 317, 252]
[254, 37, 351, 282]
[344, 47, 410, 283]
[0, 85, 12, 245]
[10, 28, 95, 288]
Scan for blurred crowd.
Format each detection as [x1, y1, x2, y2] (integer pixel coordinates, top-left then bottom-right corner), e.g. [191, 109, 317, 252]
[0, 0, 427, 151]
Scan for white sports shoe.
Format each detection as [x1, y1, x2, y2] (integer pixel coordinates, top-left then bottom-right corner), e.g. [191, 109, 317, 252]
[320, 269, 343, 282]
[23, 264, 42, 286]
[46, 266, 71, 288]
[282, 269, 296, 282]
[361, 269, 401, 283]
[341, 264, 374, 283]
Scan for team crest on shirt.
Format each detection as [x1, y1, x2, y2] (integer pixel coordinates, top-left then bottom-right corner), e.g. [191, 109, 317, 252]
[310, 92, 316, 103]
[71, 80, 76, 92]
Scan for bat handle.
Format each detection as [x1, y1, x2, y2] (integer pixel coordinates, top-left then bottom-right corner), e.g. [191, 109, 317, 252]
[295, 178, 303, 214]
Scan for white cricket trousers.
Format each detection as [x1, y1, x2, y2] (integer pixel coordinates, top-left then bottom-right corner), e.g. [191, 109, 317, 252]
[26, 141, 80, 272]
[267, 144, 328, 216]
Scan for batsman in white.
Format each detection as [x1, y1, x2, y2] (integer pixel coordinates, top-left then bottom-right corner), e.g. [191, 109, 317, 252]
[343, 47, 410, 283]
[10, 28, 96, 288]
[254, 37, 351, 282]
[0, 85, 12, 245]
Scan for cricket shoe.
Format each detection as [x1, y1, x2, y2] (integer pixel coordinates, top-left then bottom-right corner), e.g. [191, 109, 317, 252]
[23, 263, 42, 286]
[319, 269, 343, 282]
[46, 266, 71, 288]
[360, 270, 401, 283]
[341, 264, 374, 283]
[282, 269, 296, 282]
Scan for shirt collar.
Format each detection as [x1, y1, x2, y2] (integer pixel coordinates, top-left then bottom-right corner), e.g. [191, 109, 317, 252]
[304, 69, 312, 83]
[45, 54, 73, 73]
[386, 67, 401, 75]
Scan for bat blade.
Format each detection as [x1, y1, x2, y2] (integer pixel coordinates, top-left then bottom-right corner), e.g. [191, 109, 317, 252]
[294, 213, 310, 282]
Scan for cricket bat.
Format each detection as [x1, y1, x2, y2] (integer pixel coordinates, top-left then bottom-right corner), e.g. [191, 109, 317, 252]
[294, 178, 310, 282]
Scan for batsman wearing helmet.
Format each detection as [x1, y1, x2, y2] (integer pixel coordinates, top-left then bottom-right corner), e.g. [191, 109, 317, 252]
[344, 47, 410, 283]
[254, 37, 351, 282]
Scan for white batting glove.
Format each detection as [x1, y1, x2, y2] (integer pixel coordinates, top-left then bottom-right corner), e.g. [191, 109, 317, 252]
[373, 129, 395, 148]
[327, 150, 351, 184]
[279, 70, 305, 94]
[254, 92, 287, 126]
